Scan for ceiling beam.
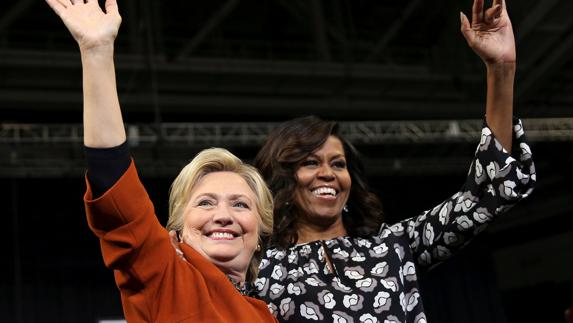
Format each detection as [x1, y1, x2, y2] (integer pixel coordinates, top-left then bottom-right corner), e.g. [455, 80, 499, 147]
[364, 0, 424, 62]
[515, 0, 561, 42]
[176, 0, 241, 60]
[0, 90, 485, 119]
[0, 49, 450, 80]
[277, 0, 347, 48]
[517, 26, 573, 100]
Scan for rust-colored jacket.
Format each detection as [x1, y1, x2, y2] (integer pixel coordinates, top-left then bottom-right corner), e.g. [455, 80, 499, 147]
[84, 161, 276, 323]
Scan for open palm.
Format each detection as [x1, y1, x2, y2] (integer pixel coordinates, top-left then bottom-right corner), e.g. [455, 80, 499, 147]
[45, 0, 121, 51]
[461, 0, 515, 65]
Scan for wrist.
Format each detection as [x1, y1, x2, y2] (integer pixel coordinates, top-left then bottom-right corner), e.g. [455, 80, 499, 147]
[486, 61, 516, 76]
[80, 43, 115, 58]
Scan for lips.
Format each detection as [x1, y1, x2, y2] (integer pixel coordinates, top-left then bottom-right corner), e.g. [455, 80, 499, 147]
[311, 186, 338, 197]
[205, 229, 239, 240]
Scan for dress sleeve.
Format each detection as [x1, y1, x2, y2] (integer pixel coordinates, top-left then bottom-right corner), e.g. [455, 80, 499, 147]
[383, 118, 536, 269]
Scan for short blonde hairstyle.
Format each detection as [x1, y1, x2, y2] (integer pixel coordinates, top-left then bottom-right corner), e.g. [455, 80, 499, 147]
[167, 148, 273, 283]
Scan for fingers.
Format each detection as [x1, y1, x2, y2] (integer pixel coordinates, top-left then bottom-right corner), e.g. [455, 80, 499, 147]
[495, 0, 506, 12]
[484, 4, 502, 25]
[45, 0, 67, 16]
[472, 0, 484, 26]
[168, 230, 180, 246]
[68, 0, 96, 6]
[105, 0, 120, 15]
[169, 230, 188, 261]
[468, 0, 505, 28]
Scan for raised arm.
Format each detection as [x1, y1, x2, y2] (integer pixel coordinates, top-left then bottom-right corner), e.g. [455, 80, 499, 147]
[46, 0, 124, 148]
[461, 0, 515, 151]
[391, 0, 535, 271]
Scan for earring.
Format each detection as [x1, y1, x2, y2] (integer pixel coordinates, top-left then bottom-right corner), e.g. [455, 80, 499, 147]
[256, 244, 261, 252]
[343, 205, 349, 213]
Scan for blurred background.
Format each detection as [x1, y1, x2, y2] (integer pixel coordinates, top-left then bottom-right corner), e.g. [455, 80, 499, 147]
[1, 0, 572, 322]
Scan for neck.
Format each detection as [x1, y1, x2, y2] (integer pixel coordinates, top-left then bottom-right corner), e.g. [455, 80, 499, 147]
[296, 216, 347, 244]
[219, 266, 246, 284]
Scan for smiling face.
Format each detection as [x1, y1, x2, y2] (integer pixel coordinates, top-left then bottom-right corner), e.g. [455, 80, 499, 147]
[181, 171, 259, 277]
[294, 135, 352, 227]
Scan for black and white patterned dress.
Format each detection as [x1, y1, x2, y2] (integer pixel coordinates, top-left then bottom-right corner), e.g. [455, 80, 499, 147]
[255, 119, 536, 323]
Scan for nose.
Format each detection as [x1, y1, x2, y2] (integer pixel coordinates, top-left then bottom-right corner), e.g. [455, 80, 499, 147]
[212, 205, 234, 226]
[317, 164, 335, 181]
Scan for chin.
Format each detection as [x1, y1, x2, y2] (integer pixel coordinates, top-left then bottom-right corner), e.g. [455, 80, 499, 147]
[312, 208, 343, 219]
[207, 252, 240, 263]
[203, 246, 241, 260]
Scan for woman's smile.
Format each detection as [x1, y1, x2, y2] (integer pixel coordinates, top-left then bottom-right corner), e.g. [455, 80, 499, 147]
[294, 136, 351, 221]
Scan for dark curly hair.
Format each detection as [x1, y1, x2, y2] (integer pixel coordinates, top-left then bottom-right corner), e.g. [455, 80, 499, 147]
[254, 116, 384, 248]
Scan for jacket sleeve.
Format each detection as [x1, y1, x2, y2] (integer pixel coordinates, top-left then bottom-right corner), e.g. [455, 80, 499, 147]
[380, 118, 536, 269]
[84, 160, 174, 289]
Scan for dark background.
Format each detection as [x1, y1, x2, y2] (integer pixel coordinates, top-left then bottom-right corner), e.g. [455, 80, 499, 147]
[1, 0, 572, 322]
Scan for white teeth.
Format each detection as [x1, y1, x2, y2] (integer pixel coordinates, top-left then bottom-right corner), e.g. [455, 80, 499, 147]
[210, 232, 234, 239]
[312, 187, 337, 197]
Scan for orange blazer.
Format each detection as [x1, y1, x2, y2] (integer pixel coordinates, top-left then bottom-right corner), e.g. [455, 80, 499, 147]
[84, 161, 276, 323]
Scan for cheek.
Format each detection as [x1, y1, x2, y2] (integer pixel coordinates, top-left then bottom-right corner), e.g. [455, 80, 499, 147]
[342, 172, 352, 190]
[242, 213, 260, 241]
[246, 215, 260, 236]
[294, 185, 304, 199]
[293, 187, 310, 210]
[295, 169, 313, 185]
[183, 211, 206, 233]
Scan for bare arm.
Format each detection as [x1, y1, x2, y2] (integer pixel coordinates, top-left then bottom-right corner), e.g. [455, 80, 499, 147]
[461, 0, 515, 151]
[46, 0, 124, 148]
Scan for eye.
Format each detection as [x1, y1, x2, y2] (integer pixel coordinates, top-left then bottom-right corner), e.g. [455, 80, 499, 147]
[233, 201, 250, 209]
[301, 159, 319, 167]
[197, 199, 214, 207]
[332, 160, 347, 169]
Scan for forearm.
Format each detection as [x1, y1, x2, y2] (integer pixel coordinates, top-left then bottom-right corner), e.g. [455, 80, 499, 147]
[81, 45, 126, 148]
[485, 61, 515, 152]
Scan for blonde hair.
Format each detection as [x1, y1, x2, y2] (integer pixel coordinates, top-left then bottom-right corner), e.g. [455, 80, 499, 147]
[167, 148, 273, 282]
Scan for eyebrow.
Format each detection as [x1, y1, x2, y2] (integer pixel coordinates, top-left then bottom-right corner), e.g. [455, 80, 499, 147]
[307, 152, 346, 160]
[195, 193, 253, 203]
[228, 194, 253, 203]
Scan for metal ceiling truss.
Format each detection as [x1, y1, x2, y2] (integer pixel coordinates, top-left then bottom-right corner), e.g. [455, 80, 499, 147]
[2, 118, 573, 146]
[1, 118, 572, 177]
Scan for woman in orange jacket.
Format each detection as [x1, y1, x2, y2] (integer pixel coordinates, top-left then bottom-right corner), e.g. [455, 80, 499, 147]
[46, 0, 277, 321]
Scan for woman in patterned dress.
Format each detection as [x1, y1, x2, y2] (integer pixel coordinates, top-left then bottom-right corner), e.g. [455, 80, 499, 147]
[252, 0, 536, 322]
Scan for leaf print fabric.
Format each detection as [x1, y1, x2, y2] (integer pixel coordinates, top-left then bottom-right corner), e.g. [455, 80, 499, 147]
[257, 118, 535, 322]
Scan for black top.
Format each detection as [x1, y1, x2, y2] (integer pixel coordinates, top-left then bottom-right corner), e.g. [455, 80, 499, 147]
[84, 142, 130, 197]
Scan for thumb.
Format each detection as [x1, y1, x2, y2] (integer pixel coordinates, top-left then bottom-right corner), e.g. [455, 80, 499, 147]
[460, 12, 475, 44]
[168, 230, 179, 247]
[182, 228, 202, 247]
[168, 230, 186, 261]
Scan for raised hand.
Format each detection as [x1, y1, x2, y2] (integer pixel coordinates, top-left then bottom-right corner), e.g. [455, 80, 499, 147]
[460, 0, 515, 66]
[45, 0, 121, 52]
[169, 230, 189, 263]
[179, 228, 205, 257]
